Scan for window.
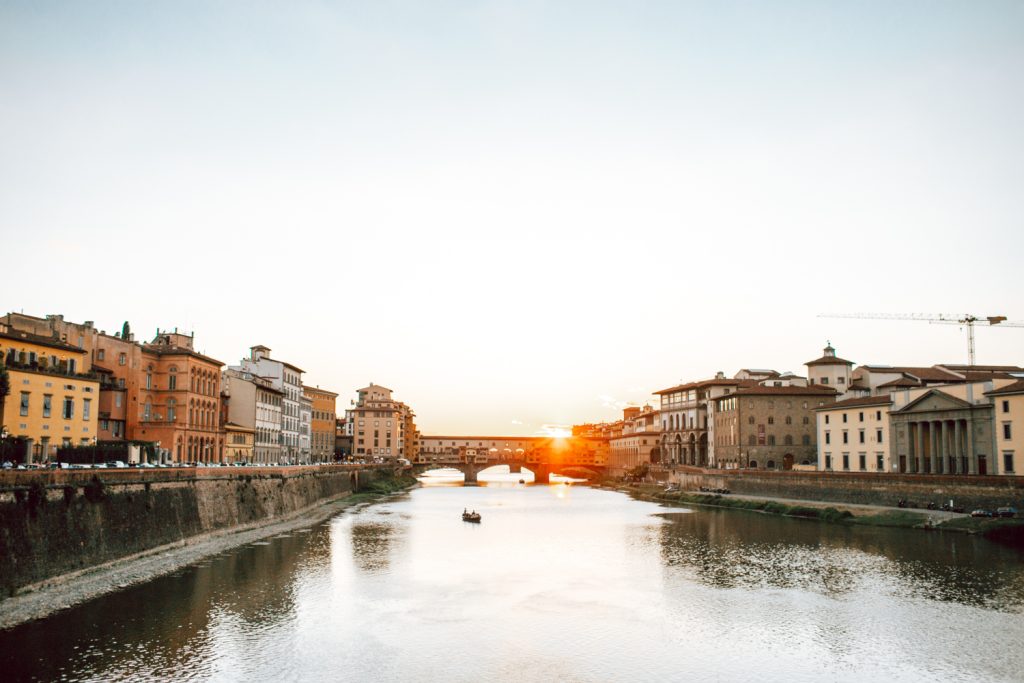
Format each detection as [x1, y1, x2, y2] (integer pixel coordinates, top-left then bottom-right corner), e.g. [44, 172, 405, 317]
[784, 435, 793, 446]
[876, 429, 883, 443]
[838, 377, 845, 385]
[144, 400, 152, 421]
[876, 453, 884, 471]
[43, 394, 52, 418]
[169, 374, 177, 390]
[68, 358, 76, 373]
[1003, 423, 1012, 440]
[119, 352, 126, 366]
[19, 392, 29, 416]
[748, 435, 756, 446]
[748, 416, 755, 424]
[97, 349, 105, 361]
[803, 417, 809, 425]
[146, 373, 152, 390]
[83, 399, 91, 421]
[768, 416, 774, 425]
[858, 412, 864, 422]
[859, 453, 867, 470]
[842, 414, 848, 423]
[785, 416, 792, 425]
[115, 393, 122, 408]
[62, 397, 74, 419]
[802, 434, 810, 446]
[825, 432, 831, 445]
[859, 430, 865, 444]
[825, 453, 832, 470]
[1004, 451, 1015, 473]
[876, 410, 882, 421]
[767, 435, 776, 446]
[825, 415, 830, 425]
[842, 432, 849, 444]
[842, 453, 850, 470]
[821, 377, 829, 385]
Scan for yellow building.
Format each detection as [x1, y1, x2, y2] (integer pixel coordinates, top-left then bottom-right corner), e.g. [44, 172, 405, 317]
[224, 422, 255, 464]
[987, 379, 1024, 476]
[1, 326, 100, 462]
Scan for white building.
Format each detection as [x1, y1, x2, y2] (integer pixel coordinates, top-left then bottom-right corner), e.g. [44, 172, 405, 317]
[235, 345, 305, 463]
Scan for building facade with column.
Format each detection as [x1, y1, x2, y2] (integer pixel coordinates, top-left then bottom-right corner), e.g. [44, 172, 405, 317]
[657, 374, 746, 467]
[889, 380, 1011, 476]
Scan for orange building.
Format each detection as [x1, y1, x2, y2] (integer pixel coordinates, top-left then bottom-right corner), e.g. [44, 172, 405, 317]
[133, 331, 225, 463]
[303, 385, 338, 463]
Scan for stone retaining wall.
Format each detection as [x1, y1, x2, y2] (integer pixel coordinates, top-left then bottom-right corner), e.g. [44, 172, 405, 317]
[0, 465, 386, 596]
[664, 467, 1024, 510]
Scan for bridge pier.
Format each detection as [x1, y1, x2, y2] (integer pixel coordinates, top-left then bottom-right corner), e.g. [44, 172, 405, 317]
[531, 464, 550, 485]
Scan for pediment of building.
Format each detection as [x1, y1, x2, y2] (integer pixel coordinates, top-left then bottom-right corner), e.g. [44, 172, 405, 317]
[892, 389, 973, 415]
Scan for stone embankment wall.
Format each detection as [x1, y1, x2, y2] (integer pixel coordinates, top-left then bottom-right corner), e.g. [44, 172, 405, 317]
[664, 467, 1024, 511]
[0, 466, 385, 596]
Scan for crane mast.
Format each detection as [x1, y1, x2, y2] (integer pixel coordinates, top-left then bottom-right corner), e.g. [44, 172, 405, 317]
[818, 313, 1024, 365]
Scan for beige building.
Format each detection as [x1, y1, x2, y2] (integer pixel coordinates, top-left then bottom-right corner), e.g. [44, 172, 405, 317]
[987, 379, 1024, 476]
[805, 342, 854, 396]
[815, 395, 893, 473]
[608, 406, 661, 474]
[224, 423, 254, 463]
[348, 384, 418, 462]
[656, 374, 744, 467]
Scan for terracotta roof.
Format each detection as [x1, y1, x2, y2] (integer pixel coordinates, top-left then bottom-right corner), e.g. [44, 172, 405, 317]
[0, 328, 85, 354]
[813, 395, 893, 411]
[985, 379, 1024, 396]
[939, 364, 1024, 373]
[877, 377, 922, 388]
[654, 377, 751, 395]
[712, 385, 838, 401]
[805, 354, 854, 366]
[859, 366, 961, 382]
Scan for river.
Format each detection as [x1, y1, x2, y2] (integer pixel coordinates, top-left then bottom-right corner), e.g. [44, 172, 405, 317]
[2, 477, 1023, 682]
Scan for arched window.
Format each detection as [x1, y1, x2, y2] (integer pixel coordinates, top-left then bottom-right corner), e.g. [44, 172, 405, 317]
[784, 435, 793, 446]
[748, 416, 755, 424]
[167, 398, 177, 422]
[748, 435, 756, 446]
[766, 460, 775, 469]
[802, 435, 811, 446]
[168, 366, 178, 390]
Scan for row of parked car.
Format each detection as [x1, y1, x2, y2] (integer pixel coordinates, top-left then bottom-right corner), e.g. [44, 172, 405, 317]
[971, 507, 1018, 518]
[2, 461, 352, 471]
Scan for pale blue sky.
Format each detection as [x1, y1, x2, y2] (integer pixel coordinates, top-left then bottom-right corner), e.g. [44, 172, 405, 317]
[2, 1, 1023, 434]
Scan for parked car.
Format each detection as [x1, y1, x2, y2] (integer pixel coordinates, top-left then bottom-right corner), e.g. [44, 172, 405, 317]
[970, 509, 994, 518]
[996, 507, 1018, 519]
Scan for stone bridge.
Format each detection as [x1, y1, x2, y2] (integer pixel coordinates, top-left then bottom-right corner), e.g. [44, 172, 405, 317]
[416, 461, 604, 484]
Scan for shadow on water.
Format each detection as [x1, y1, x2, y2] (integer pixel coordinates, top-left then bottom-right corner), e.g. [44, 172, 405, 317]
[0, 525, 334, 682]
[658, 508, 1024, 611]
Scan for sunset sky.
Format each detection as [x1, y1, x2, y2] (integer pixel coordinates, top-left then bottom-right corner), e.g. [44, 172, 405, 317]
[2, 1, 1023, 435]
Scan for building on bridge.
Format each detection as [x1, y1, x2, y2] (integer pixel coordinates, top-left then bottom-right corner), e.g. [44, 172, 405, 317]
[417, 436, 544, 467]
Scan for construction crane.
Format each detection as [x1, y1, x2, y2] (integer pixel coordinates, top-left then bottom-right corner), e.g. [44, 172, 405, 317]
[818, 313, 1024, 366]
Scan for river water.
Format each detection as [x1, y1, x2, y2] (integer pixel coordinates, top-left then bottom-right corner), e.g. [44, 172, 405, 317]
[2, 477, 1023, 682]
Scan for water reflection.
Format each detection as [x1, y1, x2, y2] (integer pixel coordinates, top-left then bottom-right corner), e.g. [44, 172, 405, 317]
[1, 486, 1023, 682]
[657, 509, 1024, 611]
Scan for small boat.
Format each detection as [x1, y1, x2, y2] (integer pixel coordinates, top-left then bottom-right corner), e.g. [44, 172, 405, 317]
[462, 510, 481, 523]
[518, 479, 525, 484]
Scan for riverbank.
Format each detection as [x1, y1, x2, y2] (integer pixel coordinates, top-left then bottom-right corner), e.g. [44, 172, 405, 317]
[0, 472, 418, 630]
[608, 483, 1024, 543]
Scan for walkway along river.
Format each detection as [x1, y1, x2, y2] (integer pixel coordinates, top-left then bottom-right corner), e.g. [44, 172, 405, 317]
[2, 481, 1023, 682]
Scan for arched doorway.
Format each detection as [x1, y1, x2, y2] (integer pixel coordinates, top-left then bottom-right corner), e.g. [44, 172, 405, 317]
[783, 453, 794, 470]
[650, 447, 661, 465]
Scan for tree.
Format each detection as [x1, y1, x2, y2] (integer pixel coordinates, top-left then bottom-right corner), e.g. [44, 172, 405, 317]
[121, 321, 131, 340]
[0, 362, 9, 435]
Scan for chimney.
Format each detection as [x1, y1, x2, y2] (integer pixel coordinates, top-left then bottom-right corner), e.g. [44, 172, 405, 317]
[715, 370, 725, 379]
